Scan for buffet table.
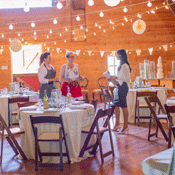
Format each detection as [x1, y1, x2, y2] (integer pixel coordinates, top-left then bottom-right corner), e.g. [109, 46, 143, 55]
[19, 104, 95, 164]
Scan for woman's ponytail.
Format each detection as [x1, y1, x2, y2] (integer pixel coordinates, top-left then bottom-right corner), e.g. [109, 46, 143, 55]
[39, 52, 51, 66]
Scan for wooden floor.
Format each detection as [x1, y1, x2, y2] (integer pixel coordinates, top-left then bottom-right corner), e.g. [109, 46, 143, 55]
[0, 103, 169, 175]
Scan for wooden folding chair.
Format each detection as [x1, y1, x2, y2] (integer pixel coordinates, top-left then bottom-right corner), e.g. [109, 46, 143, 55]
[8, 96, 29, 127]
[164, 104, 175, 148]
[135, 91, 157, 126]
[0, 114, 27, 164]
[30, 115, 71, 171]
[91, 99, 98, 113]
[101, 88, 113, 109]
[145, 96, 168, 141]
[79, 106, 115, 163]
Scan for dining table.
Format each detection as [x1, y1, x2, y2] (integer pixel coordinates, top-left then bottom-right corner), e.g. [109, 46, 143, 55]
[0, 91, 39, 126]
[19, 102, 95, 164]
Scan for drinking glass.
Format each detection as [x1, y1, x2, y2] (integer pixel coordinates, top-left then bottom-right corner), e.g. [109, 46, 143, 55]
[37, 99, 43, 111]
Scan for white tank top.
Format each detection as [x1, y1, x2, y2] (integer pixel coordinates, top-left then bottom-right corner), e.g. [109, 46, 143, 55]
[64, 63, 79, 81]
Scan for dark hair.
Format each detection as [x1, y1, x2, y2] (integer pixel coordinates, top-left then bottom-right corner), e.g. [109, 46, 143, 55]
[117, 49, 131, 72]
[40, 52, 51, 66]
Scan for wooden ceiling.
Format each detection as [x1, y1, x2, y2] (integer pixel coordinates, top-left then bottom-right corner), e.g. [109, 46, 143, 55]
[0, 0, 174, 52]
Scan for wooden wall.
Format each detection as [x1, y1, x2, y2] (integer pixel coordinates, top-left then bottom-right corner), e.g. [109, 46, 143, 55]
[0, 0, 175, 100]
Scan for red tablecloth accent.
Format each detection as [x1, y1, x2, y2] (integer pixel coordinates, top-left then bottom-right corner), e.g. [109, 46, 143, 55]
[21, 77, 40, 91]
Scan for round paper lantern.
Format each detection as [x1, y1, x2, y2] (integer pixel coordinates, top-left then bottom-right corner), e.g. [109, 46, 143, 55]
[104, 0, 120, 7]
[10, 38, 22, 52]
[132, 19, 146, 34]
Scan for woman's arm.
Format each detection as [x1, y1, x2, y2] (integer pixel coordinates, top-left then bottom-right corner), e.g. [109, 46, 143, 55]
[38, 66, 49, 84]
[60, 65, 72, 83]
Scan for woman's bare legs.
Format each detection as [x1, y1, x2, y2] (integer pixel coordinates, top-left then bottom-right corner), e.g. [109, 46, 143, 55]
[113, 106, 120, 130]
[121, 107, 129, 132]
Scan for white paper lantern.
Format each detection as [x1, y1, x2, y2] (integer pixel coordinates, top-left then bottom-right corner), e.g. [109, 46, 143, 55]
[104, 0, 120, 7]
[132, 19, 146, 34]
[10, 39, 22, 52]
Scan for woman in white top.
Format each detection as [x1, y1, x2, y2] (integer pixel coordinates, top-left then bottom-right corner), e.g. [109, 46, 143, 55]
[38, 52, 59, 98]
[109, 49, 131, 134]
[60, 51, 84, 99]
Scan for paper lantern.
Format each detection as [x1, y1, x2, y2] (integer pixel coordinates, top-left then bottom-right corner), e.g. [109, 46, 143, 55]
[132, 19, 146, 34]
[104, 0, 120, 7]
[10, 39, 22, 52]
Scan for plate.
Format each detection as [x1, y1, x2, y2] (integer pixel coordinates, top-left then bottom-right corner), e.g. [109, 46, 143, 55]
[168, 96, 175, 100]
[44, 108, 60, 112]
[71, 101, 85, 105]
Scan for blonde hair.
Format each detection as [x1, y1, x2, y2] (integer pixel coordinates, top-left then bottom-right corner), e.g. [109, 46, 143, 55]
[65, 51, 75, 58]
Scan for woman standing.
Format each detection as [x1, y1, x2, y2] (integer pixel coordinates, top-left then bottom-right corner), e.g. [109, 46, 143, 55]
[38, 52, 59, 99]
[60, 51, 84, 100]
[108, 49, 131, 134]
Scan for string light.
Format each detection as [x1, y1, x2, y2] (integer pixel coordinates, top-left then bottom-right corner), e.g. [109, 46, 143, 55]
[57, 2, 63, 9]
[137, 13, 142, 18]
[65, 27, 68, 31]
[34, 37, 37, 40]
[151, 9, 155, 14]
[112, 26, 115, 29]
[1, 46, 3, 49]
[95, 22, 98, 27]
[22, 38, 24, 41]
[76, 15, 81, 21]
[109, 20, 114, 24]
[94, 32, 96, 35]
[122, 23, 124, 26]
[47, 35, 49, 38]
[84, 35, 86, 38]
[44, 43, 46, 46]
[34, 31, 36, 35]
[130, 19, 133, 22]
[9, 24, 13, 30]
[49, 29, 52, 34]
[53, 19, 57, 24]
[54, 42, 56, 45]
[124, 17, 128, 22]
[72, 31, 75, 34]
[99, 11, 104, 17]
[64, 40, 66, 42]
[59, 33, 62, 36]
[147, 11, 150, 14]
[31, 22, 35, 27]
[1, 34, 4, 38]
[80, 25, 83, 29]
[74, 37, 77, 41]
[18, 33, 20, 37]
[147, 1, 152, 7]
[9, 38, 11, 42]
[85, 28, 88, 32]
[98, 25, 101, 29]
[123, 7, 128, 13]
[165, 5, 169, 9]
[88, 0, 94, 6]
[23, 3, 30, 12]
[103, 29, 106, 32]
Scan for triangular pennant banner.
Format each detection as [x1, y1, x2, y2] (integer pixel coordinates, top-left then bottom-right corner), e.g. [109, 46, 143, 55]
[56, 48, 60, 53]
[126, 50, 128, 53]
[111, 51, 116, 56]
[162, 45, 168, 51]
[76, 50, 81, 56]
[47, 47, 50, 52]
[88, 51, 92, 56]
[136, 49, 141, 56]
[148, 47, 153, 55]
[100, 51, 104, 58]
[65, 49, 69, 53]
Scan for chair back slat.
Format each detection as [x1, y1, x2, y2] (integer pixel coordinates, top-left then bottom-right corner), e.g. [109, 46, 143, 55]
[91, 99, 98, 112]
[17, 101, 37, 108]
[137, 91, 157, 97]
[8, 96, 29, 104]
[80, 78, 89, 89]
[98, 77, 108, 88]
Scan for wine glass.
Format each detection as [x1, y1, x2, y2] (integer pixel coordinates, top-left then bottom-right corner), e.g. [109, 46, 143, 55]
[37, 99, 43, 111]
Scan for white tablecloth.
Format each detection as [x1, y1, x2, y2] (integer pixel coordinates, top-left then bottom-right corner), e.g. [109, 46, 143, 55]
[19, 106, 95, 164]
[122, 88, 167, 123]
[142, 143, 175, 175]
[0, 92, 39, 125]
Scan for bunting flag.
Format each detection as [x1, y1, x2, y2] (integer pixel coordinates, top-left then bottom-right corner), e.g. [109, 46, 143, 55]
[56, 48, 60, 53]
[47, 47, 50, 52]
[111, 51, 116, 56]
[100, 51, 104, 58]
[65, 49, 69, 53]
[126, 50, 128, 53]
[162, 44, 168, 51]
[136, 49, 141, 56]
[76, 50, 81, 56]
[88, 51, 92, 56]
[148, 47, 153, 55]
[0, 49, 3, 55]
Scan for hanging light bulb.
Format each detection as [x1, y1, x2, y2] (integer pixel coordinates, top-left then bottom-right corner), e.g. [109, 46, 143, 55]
[99, 11, 104, 17]
[137, 13, 142, 18]
[147, 1, 152, 7]
[18, 33, 20, 37]
[31, 22, 35, 27]
[23, 3, 30, 12]
[147, 11, 150, 14]
[95, 22, 98, 27]
[159, 47, 161, 49]
[9, 24, 13, 30]
[1, 46, 3, 49]
[88, 0, 94, 6]
[34, 31, 36, 35]
[44, 43, 46, 46]
[74, 37, 77, 41]
[123, 7, 128, 13]
[122, 23, 124, 26]
[65, 27, 68, 31]
[9, 38, 11, 42]
[124, 17, 128, 22]
[156, 7, 158, 9]
[130, 19, 133, 22]
[49, 29, 52, 34]
[84, 35, 86, 38]
[170, 45, 172, 47]
[22, 38, 24, 41]
[57, 2, 63, 9]
[76, 15, 81, 21]
[80, 25, 83, 29]
[98, 25, 101, 29]
[72, 31, 75, 34]
[64, 40, 66, 43]
[165, 5, 169, 9]
[86, 28, 88, 32]
[34, 37, 37, 40]
[59, 33, 62, 36]
[1, 34, 4, 38]
[112, 26, 115, 29]
[103, 29, 106, 32]
[47, 35, 49, 38]
[109, 20, 113, 24]
[151, 9, 155, 14]
[54, 42, 56, 45]
[94, 32, 96, 35]
[53, 19, 57, 24]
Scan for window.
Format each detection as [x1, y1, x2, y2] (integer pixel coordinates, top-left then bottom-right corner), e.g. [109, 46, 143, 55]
[11, 44, 42, 74]
[0, 0, 52, 9]
[107, 55, 120, 76]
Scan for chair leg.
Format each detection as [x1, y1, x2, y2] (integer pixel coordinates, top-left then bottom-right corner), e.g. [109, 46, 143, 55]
[0, 130, 4, 165]
[6, 137, 18, 155]
[100, 94, 102, 103]
[92, 93, 95, 100]
[59, 127, 63, 171]
[148, 118, 152, 141]
[156, 121, 159, 137]
[34, 128, 38, 171]
[97, 131, 104, 163]
[108, 125, 114, 157]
